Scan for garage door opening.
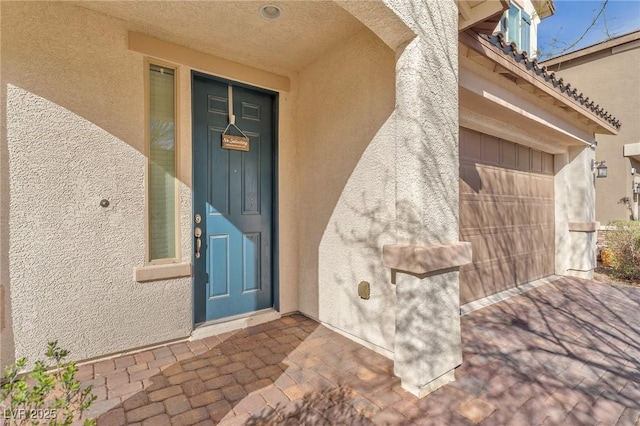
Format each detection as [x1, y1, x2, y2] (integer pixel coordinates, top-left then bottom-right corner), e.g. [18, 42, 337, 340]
[459, 127, 555, 305]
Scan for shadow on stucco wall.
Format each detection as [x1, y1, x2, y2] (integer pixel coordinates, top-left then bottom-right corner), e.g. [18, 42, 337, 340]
[294, 25, 397, 333]
[1, 2, 146, 156]
[304, 0, 461, 356]
[617, 196, 635, 221]
[327, 37, 462, 383]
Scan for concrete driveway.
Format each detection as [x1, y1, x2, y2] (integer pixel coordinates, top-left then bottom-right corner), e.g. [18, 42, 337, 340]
[81, 277, 640, 425]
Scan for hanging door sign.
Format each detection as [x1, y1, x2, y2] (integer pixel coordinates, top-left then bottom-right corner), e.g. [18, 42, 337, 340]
[222, 133, 250, 151]
[221, 85, 250, 151]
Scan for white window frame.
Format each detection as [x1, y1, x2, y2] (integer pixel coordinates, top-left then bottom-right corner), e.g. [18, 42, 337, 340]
[501, 3, 532, 56]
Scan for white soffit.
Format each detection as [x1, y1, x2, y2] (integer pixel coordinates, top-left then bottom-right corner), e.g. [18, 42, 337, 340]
[457, 0, 509, 32]
[459, 64, 594, 152]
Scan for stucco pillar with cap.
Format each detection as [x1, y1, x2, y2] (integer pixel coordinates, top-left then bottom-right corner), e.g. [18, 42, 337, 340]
[555, 146, 598, 278]
[568, 146, 598, 277]
[381, 0, 468, 398]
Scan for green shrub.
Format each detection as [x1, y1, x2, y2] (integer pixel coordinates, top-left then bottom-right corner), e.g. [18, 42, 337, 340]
[1, 341, 97, 426]
[605, 221, 640, 281]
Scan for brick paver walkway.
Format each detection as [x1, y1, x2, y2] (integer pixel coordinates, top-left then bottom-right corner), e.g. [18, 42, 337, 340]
[81, 277, 640, 425]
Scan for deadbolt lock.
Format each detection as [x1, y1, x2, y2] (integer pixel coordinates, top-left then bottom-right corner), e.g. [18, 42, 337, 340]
[195, 214, 202, 224]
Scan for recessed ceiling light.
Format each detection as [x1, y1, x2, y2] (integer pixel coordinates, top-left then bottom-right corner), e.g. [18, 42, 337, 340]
[259, 4, 282, 20]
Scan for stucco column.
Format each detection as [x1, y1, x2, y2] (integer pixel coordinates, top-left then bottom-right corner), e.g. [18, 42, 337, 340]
[382, 0, 463, 398]
[555, 147, 597, 278]
[567, 146, 597, 278]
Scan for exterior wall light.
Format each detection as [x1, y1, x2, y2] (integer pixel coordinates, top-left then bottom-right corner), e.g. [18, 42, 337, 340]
[259, 5, 282, 20]
[593, 160, 608, 178]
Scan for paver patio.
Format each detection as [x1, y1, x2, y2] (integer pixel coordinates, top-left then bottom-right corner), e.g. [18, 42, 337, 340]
[80, 277, 640, 425]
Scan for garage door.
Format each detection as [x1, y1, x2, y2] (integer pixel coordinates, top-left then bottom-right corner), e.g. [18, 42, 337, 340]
[459, 128, 555, 305]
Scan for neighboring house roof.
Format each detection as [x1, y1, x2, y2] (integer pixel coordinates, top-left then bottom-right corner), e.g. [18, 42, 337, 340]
[542, 30, 640, 67]
[474, 32, 621, 131]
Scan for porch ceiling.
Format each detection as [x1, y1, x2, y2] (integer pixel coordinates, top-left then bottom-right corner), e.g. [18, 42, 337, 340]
[74, 1, 366, 74]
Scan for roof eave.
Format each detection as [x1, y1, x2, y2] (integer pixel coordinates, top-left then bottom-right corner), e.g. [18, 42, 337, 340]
[460, 31, 620, 135]
[457, 0, 509, 32]
[531, 0, 555, 20]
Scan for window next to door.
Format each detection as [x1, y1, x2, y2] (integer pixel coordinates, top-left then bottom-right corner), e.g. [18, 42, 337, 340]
[147, 61, 180, 264]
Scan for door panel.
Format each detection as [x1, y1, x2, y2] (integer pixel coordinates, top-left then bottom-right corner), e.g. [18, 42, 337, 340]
[193, 73, 274, 323]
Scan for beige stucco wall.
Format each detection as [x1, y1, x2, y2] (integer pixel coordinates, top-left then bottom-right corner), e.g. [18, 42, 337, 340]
[296, 28, 397, 352]
[555, 146, 597, 278]
[387, 0, 462, 395]
[547, 41, 640, 224]
[1, 0, 460, 388]
[1, 2, 191, 365]
[0, 1, 301, 366]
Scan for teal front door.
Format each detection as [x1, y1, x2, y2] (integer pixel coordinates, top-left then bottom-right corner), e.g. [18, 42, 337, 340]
[192, 72, 275, 323]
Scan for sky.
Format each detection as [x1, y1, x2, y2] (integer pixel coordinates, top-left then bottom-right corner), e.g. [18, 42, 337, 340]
[537, 0, 640, 60]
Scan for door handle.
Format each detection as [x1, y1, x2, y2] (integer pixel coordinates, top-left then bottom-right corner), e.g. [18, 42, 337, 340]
[194, 227, 202, 259]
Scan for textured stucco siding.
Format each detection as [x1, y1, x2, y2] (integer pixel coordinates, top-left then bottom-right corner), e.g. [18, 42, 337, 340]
[1, 0, 461, 375]
[2, 2, 192, 365]
[296, 0, 460, 363]
[566, 146, 597, 276]
[554, 145, 597, 278]
[385, 0, 462, 389]
[296, 29, 397, 351]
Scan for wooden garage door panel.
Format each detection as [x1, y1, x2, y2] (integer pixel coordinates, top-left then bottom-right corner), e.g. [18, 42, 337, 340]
[460, 249, 553, 303]
[460, 197, 553, 229]
[459, 128, 554, 305]
[460, 226, 554, 263]
[460, 263, 515, 303]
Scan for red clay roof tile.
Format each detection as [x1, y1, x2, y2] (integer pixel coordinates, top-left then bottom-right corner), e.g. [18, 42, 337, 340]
[481, 32, 622, 130]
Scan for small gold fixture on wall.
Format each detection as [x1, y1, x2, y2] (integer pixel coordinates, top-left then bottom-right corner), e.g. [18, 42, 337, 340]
[358, 281, 370, 300]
